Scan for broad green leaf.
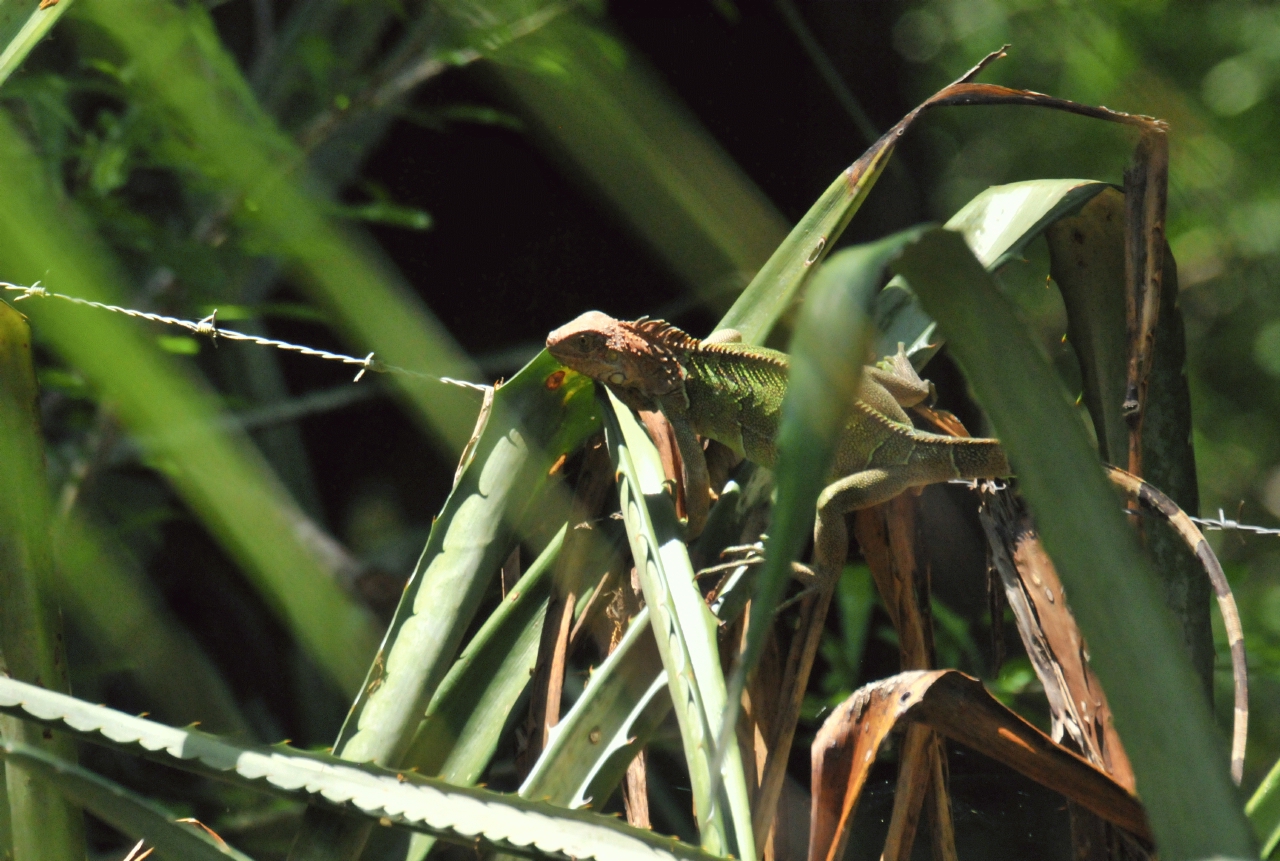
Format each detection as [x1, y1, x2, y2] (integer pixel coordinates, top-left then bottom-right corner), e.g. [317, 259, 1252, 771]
[332, 353, 595, 769]
[0, 677, 723, 861]
[603, 388, 755, 859]
[950, 179, 1110, 271]
[0, 111, 382, 697]
[290, 352, 597, 860]
[402, 526, 564, 861]
[874, 178, 1110, 363]
[0, 741, 255, 861]
[716, 152, 899, 345]
[0, 0, 75, 89]
[893, 228, 1254, 860]
[714, 80, 1079, 344]
[406, 526, 565, 780]
[0, 299, 86, 861]
[716, 228, 927, 788]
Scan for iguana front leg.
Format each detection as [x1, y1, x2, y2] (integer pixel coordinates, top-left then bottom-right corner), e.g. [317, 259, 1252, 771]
[657, 393, 711, 539]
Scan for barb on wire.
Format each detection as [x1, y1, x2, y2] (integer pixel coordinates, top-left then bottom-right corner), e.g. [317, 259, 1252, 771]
[1193, 509, 1280, 537]
[951, 476, 1280, 538]
[3, 281, 490, 392]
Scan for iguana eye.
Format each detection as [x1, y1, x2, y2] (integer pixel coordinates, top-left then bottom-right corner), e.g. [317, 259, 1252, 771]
[577, 335, 590, 350]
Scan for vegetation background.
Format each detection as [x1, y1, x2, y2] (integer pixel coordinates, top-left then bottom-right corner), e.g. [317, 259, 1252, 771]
[4, 0, 1280, 857]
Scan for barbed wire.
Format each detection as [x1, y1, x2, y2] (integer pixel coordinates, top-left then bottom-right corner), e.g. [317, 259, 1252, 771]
[955, 480, 1280, 538]
[11, 281, 1280, 538]
[3, 281, 490, 392]
[1192, 510, 1280, 537]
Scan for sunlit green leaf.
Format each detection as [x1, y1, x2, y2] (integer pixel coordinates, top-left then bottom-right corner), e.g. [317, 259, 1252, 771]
[603, 388, 754, 859]
[893, 227, 1254, 860]
[0, 295, 86, 861]
[0, 0, 76, 90]
[290, 351, 598, 859]
[717, 227, 926, 788]
[402, 527, 563, 861]
[0, 677, 724, 861]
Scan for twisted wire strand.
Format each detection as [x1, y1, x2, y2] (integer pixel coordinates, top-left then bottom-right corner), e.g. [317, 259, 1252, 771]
[12, 281, 1280, 538]
[4, 281, 489, 392]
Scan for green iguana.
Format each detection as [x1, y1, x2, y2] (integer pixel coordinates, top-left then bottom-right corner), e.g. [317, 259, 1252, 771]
[546, 310, 1248, 785]
[546, 310, 1010, 537]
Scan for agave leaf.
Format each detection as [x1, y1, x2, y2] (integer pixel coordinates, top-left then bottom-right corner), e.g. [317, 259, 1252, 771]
[290, 353, 597, 859]
[0, 677, 722, 861]
[0, 740, 255, 861]
[405, 525, 566, 781]
[402, 526, 564, 861]
[0, 0, 75, 89]
[714, 54, 1023, 344]
[892, 227, 1254, 860]
[332, 353, 595, 771]
[602, 388, 754, 859]
[518, 605, 666, 811]
[0, 297, 85, 861]
[514, 473, 771, 831]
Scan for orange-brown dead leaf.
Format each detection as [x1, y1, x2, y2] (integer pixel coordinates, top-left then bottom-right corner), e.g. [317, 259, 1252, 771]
[809, 670, 1149, 861]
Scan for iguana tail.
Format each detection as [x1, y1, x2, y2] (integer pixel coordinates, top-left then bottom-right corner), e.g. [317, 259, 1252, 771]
[1104, 465, 1248, 785]
[912, 433, 1011, 481]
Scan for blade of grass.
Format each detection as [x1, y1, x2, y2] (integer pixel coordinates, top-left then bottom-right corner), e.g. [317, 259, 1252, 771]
[0, 0, 76, 88]
[0, 298, 87, 861]
[892, 227, 1254, 860]
[78, 0, 483, 453]
[1, 741, 256, 861]
[492, 13, 789, 309]
[1248, 756, 1280, 857]
[0, 676, 725, 861]
[714, 228, 927, 802]
[603, 388, 755, 859]
[0, 113, 382, 696]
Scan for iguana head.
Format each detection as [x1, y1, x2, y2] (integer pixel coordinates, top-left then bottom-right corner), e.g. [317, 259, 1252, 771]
[546, 310, 685, 397]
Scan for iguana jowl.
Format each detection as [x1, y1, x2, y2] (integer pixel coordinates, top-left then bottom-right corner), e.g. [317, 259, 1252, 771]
[546, 310, 1011, 536]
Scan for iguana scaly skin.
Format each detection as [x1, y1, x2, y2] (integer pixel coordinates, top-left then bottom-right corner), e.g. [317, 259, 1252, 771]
[547, 310, 1248, 789]
[546, 310, 1011, 535]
